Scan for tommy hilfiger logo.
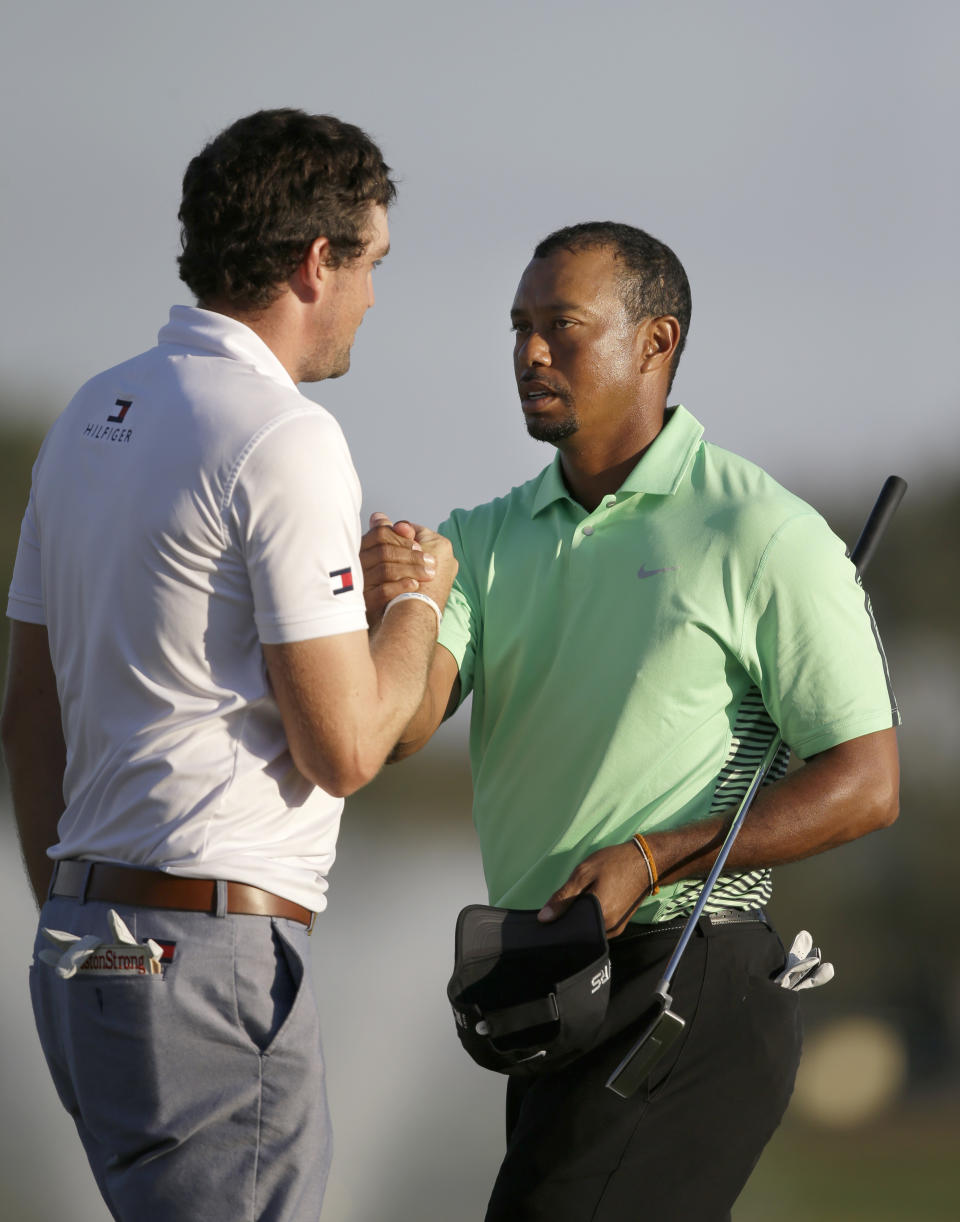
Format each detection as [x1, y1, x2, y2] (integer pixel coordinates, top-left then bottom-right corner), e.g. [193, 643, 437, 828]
[637, 564, 678, 579]
[83, 398, 135, 444]
[330, 567, 355, 595]
[107, 398, 133, 423]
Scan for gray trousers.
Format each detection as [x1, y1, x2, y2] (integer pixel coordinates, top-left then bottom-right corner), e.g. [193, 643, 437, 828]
[30, 896, 331, 1222]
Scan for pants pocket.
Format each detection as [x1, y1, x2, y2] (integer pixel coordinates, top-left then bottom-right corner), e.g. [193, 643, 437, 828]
[234, 920, 304, 1053]
[645, 938, 709, 1100]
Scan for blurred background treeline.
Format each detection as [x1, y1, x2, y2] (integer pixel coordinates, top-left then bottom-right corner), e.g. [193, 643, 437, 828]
[1, 413, 957, 1220]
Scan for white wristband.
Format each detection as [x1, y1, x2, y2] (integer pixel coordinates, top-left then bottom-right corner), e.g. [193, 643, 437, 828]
[382, 591, 442, 636]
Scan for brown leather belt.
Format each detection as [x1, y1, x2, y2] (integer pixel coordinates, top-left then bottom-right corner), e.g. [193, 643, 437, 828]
[49, 860, 314, 929]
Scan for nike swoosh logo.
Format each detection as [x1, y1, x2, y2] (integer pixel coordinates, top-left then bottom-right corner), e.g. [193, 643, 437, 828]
[637, 564, 678, 579]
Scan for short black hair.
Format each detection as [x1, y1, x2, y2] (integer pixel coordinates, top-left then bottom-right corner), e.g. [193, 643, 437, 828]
[178, 109, 397, 311]
[533, 221, 692, 391]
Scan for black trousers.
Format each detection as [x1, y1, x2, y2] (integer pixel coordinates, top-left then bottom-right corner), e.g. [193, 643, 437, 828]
[485, 918, 802, 1222]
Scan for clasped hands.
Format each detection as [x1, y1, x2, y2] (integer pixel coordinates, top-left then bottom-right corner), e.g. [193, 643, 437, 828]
[360, 512, 457, 626]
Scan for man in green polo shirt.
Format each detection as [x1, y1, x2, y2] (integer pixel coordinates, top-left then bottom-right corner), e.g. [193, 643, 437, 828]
[362, 222, 900, 1221]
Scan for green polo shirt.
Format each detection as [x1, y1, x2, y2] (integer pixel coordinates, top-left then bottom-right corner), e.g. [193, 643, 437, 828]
[437, 406, 899, 921]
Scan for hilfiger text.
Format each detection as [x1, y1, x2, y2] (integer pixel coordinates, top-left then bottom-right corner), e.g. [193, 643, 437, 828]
[83, 422, 133, 444]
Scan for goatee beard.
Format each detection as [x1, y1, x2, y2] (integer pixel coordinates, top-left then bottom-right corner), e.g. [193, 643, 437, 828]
[525, 414, 580, 444]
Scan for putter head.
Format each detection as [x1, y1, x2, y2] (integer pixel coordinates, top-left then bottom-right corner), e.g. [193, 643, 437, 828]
[606, 994, 685, 1098]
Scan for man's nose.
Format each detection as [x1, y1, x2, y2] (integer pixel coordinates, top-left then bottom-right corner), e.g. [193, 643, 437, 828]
[517, 330, 551, 367]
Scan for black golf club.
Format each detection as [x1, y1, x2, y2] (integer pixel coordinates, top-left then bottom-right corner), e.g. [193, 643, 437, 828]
[607, 475, 907, 1098]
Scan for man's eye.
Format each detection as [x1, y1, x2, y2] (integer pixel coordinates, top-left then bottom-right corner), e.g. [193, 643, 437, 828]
[554, 318, 574, 329]
[510, 321, 530, 333]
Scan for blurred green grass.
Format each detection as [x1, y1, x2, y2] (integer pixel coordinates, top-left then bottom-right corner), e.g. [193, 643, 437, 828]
[738, 1097, 959, 1221]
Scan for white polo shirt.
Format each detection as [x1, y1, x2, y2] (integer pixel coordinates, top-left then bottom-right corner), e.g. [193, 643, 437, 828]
[7, 307, 369, 911]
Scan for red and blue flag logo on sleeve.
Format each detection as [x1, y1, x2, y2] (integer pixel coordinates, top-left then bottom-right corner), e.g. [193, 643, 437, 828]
[330, 567, 355, 595]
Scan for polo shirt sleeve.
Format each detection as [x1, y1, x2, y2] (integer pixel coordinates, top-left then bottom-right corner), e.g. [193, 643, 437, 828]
[437, 509, 481, 703]
[737, 511, 900, 759]
[6, 483, 46, 625]
[227, 410, 369, 645]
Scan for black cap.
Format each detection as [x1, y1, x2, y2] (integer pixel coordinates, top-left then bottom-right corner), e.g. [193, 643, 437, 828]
[447, 893, 612, 1076]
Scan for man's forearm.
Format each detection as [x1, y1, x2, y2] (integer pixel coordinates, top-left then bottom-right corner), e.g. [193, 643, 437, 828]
[263, 604, 440, 797]
[647, 728, 900, 887]
[538, 727, 900, 934]
[367, 599, 448, 756]
[1, 621, 67, 906]
[385, 645, 461, 763]
[5, 736, 66, 906]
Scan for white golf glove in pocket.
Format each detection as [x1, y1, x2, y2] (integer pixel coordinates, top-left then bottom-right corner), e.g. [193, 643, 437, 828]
[775, 930, 835, 991]
[39, 909, 163, 979]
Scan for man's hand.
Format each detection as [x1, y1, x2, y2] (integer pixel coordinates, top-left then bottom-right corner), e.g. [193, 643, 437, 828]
[1, 620, 67, 906]
[538, 842, 653, 938]
[409, 523, 458, 613]
[360, 512, 457, 627]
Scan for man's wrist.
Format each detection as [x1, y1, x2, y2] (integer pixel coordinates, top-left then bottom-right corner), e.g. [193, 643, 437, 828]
[630, 832, 660, 895]
[382, 591, 443, 635]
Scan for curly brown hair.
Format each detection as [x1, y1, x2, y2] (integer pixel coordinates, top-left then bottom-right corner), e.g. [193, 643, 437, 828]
[178, 109, 397, 311]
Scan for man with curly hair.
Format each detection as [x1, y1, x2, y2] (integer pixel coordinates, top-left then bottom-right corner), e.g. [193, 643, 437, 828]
[2, 109, 456, 1222]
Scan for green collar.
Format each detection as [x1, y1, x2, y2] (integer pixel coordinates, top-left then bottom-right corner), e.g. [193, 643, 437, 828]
[530, 405, 705, 517]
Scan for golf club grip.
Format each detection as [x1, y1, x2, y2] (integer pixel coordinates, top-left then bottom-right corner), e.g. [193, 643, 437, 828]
[849, 475, 907, 575]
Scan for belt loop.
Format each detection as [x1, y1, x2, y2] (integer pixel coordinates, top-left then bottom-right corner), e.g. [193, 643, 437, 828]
[46, 861, 60, 902]
[78, 862, 94, 905]
[214, 879, 229, 918]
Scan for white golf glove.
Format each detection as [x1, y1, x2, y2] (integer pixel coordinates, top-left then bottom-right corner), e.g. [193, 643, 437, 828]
[775, 929, 835, 991]
[39, 909, 163, 980]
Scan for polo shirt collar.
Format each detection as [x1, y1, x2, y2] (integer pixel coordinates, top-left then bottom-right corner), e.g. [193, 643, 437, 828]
[530, 405, 705, 516]
[159, 305, 298, 390]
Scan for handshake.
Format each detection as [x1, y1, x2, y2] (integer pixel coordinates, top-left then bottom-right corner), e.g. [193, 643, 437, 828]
[359, 511, 458, 628]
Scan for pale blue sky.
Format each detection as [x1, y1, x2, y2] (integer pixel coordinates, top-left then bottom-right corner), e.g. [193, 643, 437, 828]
[2, 0, 957, 525]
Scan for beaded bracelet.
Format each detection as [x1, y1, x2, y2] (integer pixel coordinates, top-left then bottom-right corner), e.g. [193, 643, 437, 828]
[631, 832, 660, 895]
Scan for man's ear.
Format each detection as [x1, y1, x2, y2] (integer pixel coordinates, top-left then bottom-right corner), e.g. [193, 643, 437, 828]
[292, 236, 332, 303]
[638, 315, 681, 374]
